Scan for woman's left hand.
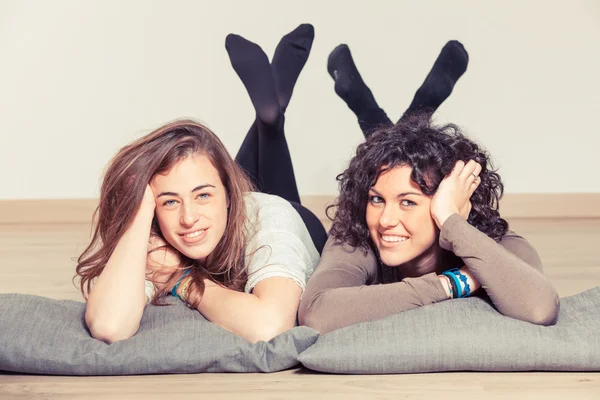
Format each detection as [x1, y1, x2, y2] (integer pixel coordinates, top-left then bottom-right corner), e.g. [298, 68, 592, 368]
[431, 160, 482, 229]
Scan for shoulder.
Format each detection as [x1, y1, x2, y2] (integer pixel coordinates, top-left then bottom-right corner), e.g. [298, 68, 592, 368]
[242, 192, 320, 292]
[244, 191, 295, 209]
[243, 192, 307, 233]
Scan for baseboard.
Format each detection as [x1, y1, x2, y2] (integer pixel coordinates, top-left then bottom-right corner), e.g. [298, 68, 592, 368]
[0, 194, 599, 224]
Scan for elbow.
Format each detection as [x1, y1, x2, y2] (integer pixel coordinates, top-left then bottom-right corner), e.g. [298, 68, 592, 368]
[531, 295, 560, 326]
[245, 318, 294, 344]
[85, 311, 138, 344]
[298, 311, 326, 334]
[518, 292, 561, 326]
[298, 295, 327, 334]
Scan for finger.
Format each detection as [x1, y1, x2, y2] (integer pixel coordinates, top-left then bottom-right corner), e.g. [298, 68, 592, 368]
[451, 160, 465, 177]
[459, 160, 479, 180]
[468, 176, 480, 196]
[473, 162, 483, 178]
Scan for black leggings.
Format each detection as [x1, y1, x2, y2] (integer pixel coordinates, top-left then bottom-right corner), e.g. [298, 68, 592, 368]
[226, 28, 328, 254]
[228, 33, 468, 254]
[235, 119, 328, 254]
[327, 40, 469, 138]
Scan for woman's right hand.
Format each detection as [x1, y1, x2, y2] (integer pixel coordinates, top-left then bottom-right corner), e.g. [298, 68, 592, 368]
[430, 160, 481, 229]
[141, 184, 157, 213]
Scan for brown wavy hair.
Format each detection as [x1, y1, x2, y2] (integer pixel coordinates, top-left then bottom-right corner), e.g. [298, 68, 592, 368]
[75, 120, 253, 308]
[328, 112, 508, 251]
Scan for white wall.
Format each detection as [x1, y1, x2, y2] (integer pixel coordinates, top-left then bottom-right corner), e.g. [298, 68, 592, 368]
[1, 0, 599, 199]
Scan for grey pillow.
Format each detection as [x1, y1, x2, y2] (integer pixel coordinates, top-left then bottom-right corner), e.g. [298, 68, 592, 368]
[0, 294, 318, 375]
[299, 287, 600, 373]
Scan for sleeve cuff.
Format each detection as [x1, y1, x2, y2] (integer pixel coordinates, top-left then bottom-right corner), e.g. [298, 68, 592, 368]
[245, 272, 306, 294]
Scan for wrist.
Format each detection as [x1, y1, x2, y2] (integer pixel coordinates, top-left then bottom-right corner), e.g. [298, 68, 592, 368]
[437, 275, 453, 300]
[441, 268, 473, 298]
[137, 204, 156, 220]
[434, 209, 459, 229]
[459, 267, 481, 292]
[133, 208, 155, 231]
[177, 276, 193, 302]
[171, 270, 191, 299]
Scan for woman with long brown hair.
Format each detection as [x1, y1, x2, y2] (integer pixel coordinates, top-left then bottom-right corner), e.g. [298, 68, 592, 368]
[76, 25, 323, 344]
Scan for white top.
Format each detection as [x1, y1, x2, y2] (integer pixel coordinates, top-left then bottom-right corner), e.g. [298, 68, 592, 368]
[145, 192, 319, 301]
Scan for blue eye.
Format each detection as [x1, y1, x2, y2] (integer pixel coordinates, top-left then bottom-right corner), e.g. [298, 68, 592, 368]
[162, 199, 177, 207]
[400, 199, 416, 207]
[197, 193, 210, 200]
[369, 195, 384, 204]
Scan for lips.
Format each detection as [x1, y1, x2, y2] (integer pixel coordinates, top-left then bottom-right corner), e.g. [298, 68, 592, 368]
[179, 228, 209, 244]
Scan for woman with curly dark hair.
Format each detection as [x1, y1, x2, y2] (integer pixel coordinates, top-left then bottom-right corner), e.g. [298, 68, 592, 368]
[298, 113, 560, 333]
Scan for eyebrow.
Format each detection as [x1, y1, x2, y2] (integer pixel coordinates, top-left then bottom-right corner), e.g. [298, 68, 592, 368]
[156, 184, 216, 198]
[369, 188, 423, 197]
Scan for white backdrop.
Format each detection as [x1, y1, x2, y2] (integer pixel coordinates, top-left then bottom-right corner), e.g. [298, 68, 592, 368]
[1, 0, 599, 199]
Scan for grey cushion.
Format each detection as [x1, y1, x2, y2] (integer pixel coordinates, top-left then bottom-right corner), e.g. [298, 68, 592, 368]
[0, 294, 318, 375]
[299, 287, 600, 374]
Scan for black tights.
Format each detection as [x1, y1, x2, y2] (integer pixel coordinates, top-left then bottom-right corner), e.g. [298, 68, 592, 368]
[327, 40, 469, 137]
[227, 31, 470, 254]
[226, 25, 328, 254]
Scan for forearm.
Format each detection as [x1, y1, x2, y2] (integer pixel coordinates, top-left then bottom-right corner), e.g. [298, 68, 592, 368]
[85, 208, 153, 342]
[187, 280, 298, 343]
[441, 214, 559, 325]
[299, 273, 448, 334]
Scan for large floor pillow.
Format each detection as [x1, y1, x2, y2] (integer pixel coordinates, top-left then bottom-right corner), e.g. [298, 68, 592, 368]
[0, 294, 318, 375]
[299, 287, 600, 374]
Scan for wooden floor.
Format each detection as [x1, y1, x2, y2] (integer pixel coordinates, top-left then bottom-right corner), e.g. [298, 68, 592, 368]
[1, 218, 599, 399]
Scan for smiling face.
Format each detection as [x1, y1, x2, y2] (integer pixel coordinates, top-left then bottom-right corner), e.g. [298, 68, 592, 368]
[366, 165, 440, 275]
[150, 153, 229, 262]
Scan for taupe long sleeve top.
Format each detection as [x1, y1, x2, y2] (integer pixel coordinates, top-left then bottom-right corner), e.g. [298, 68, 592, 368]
[298, 214, 560, 334]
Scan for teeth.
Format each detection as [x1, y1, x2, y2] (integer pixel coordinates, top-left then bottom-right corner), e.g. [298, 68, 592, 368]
[381, 235, 408, 243]
[184, 229, 205, 238]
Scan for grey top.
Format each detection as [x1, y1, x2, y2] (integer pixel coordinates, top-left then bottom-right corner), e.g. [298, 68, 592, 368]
[298, 213, 560, 333]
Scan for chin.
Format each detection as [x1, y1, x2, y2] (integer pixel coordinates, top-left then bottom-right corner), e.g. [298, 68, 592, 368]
[379, 255, 412, 267]
[164, 238, 212, 262]
[177, 245, 213, 261]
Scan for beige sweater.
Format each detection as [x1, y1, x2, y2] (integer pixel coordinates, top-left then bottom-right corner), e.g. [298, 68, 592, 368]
[298, 214, 560, 333]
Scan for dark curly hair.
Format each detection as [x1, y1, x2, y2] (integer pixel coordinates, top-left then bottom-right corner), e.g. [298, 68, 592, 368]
[328, 112, 508, 250]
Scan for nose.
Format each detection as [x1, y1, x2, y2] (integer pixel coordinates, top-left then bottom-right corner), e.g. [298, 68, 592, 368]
[379, 204, 401, 229]
[180, 203, 200, 227]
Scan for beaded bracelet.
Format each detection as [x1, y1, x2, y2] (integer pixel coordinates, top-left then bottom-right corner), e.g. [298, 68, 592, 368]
[457, 270, 471, 297]
[440, 275, 454, 299]
[442, 268, 471, 298]
[178, 276, 193, 303]
[171, 269, 191, 298]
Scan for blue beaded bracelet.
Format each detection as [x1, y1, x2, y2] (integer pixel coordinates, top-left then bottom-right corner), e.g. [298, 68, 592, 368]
[171, 269, 191, 298]
[442, 270, 463, 298]
[458, 271, 471, 297]
[442, 268, 471, 298]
